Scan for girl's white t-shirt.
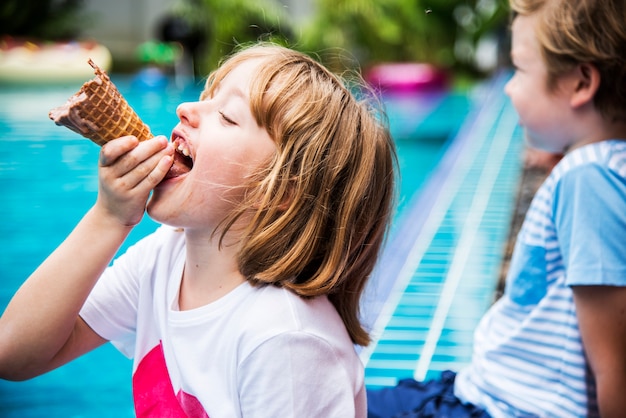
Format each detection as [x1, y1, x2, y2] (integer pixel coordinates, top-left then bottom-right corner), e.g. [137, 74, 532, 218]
[80, 225, 366, 418]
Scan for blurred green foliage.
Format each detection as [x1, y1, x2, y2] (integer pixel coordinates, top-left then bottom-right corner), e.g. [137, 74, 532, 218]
[301, 0, 510, 73]
[170, 0, 293, 72]
[184, 0, 510, 76]
[1, 0, 510, 78]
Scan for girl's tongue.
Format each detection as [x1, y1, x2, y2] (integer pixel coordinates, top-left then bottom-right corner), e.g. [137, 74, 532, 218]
[164, 152, 192, 180]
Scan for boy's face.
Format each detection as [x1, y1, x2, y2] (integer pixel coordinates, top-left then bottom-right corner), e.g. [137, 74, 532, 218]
[505, 13, 577, 153]
[147, 58, 276, 230]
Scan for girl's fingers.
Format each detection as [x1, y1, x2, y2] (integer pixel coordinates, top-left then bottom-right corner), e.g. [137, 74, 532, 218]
[146, 154, 174, 186]
[96, 138, 173, 226]
[125, 136, 173, 189]
[99, 136, 139, 167]
[120, 149, 173, 190]
[100, 136, 171, 177]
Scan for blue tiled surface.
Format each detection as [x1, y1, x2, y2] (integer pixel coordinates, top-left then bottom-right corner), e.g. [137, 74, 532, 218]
[362, 73, 525, 388]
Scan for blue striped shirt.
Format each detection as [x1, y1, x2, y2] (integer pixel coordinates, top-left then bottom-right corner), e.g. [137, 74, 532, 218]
[454, 140, 626, 417]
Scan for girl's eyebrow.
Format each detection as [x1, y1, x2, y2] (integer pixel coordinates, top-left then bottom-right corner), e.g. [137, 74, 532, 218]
[227, 84, 247, 101]
[213, 81, 248, 102]
[200, 83, 247, 103]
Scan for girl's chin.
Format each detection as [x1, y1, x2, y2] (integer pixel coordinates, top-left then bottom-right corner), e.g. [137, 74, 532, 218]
[150, 172, 188, 207]
[146, 194, 173, 224]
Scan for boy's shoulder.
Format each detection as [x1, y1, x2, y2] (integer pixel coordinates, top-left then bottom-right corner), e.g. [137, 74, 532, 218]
[552, 140, 626, 179]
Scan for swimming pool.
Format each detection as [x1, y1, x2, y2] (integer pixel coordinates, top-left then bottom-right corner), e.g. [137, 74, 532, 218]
[0, 77, 469, 415]
[0, 79, 204, 416]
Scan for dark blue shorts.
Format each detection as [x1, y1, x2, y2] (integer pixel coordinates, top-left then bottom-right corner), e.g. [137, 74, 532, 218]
[366, 370, 491, 418]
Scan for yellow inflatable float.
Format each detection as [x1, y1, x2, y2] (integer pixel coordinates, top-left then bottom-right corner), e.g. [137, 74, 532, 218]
[0, 37, 112, 85]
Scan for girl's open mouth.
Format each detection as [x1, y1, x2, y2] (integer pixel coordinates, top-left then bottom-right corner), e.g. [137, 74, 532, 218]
[164, 135, 193, 180]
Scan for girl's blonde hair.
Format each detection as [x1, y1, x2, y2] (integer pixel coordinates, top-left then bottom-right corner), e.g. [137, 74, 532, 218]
[509, 0, 626, 122]
[201, 43, 397, 346]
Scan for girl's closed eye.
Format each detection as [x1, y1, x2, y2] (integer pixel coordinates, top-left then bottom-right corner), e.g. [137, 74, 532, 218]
[219, 111, 237, 126]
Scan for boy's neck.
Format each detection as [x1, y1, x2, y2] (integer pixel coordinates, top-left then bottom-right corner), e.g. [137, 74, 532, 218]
[568, 111, 626, 151]
[607, 120, 626, 141]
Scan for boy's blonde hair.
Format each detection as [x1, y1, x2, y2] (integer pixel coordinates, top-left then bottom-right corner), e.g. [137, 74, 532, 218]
[509, 0, 626, 122]
[201, 43, 397, 346]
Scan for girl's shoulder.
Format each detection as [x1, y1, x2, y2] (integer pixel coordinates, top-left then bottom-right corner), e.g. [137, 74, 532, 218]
[239, 285, 352, 348]
[243, 285, 338, 328]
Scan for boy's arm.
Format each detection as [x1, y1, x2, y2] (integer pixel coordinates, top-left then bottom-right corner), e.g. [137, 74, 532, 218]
[573, 285, 626, 417]
[0, 136, 173, 380]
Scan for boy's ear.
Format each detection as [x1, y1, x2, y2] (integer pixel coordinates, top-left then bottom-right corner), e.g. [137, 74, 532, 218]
[570, 63, 600, 109]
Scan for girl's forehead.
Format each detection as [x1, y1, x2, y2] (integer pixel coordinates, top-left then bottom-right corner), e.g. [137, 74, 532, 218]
[201, 57, 268, 99]
[225, 59, 264, 82]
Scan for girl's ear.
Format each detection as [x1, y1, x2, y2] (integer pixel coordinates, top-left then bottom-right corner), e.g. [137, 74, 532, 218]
[570, 62, 600, 109]
[276, 180, 295, 212]
[251, 180, 294, 211]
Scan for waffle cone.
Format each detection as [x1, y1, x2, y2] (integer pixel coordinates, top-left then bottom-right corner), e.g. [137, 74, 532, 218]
[49, 59, 152, 146]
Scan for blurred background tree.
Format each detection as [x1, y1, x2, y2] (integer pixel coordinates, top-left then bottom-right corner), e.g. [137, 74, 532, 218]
[169, 0, 294, 74]
[300, 0, 509, 76]
[184, 0, 510, 79]
[1, 0, 510, 80]
[0, 0, 88, 40]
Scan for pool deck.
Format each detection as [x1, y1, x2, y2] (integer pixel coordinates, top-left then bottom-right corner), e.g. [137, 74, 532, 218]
[360, 73, 526, 388]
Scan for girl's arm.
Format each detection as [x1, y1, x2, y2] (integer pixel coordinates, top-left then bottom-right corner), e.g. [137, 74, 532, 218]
[573, 285, 626, 418]
[0, 136, 173, 380]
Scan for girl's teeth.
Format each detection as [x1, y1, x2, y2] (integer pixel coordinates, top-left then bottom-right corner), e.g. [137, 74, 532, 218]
[176, 143, 190, 157]
[173, 137, 191, 159]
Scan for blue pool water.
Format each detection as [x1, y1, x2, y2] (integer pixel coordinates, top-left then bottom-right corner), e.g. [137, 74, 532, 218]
[0, 77, 469, 416]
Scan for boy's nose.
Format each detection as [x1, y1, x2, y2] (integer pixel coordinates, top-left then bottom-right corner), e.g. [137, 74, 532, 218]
[503, 78, 513, 97]
[176, 102, 200, 127]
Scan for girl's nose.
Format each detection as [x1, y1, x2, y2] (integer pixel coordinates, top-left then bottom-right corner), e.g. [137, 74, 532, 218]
[176, 102, 200, 127]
